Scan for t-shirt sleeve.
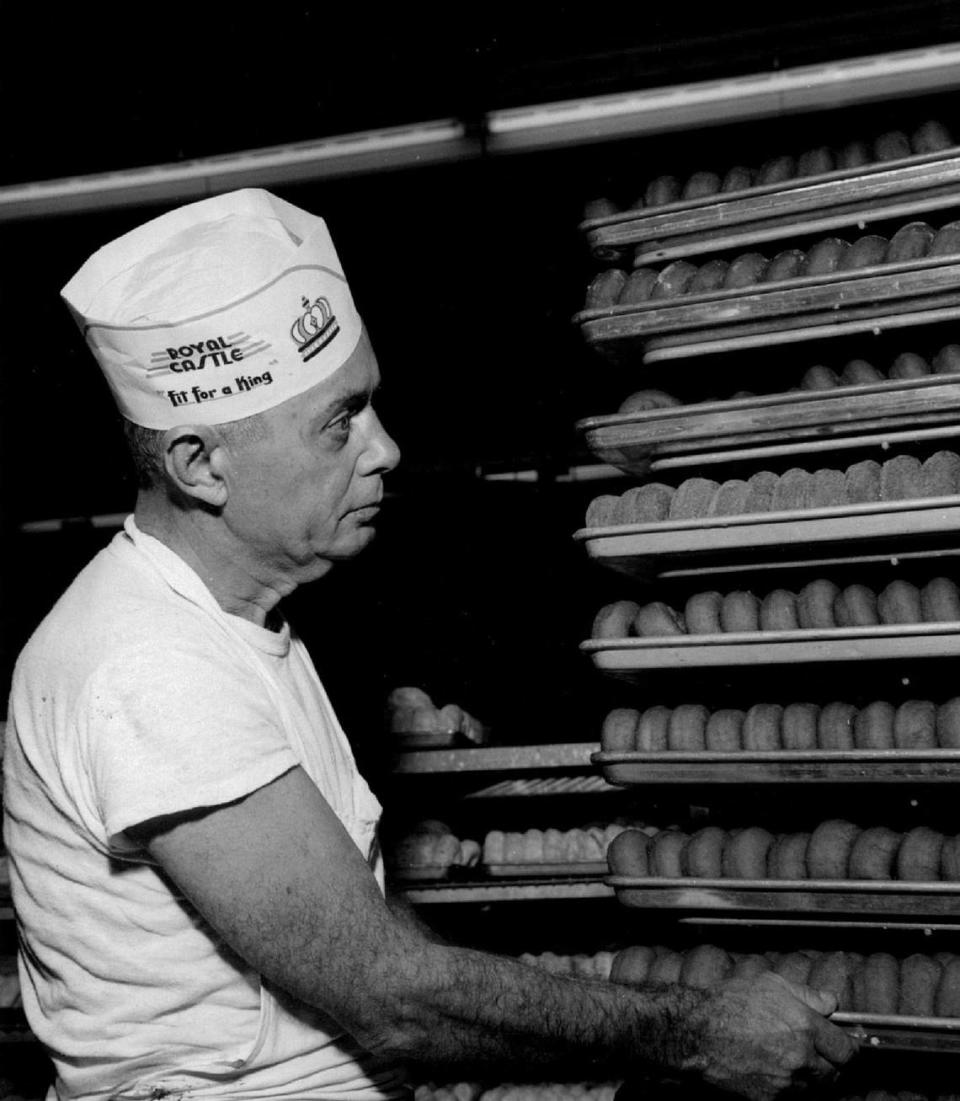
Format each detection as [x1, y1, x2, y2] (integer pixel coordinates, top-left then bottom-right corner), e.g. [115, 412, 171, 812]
[80, 640, 299, 848]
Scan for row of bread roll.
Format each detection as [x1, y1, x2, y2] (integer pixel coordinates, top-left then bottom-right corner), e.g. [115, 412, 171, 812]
[592, 577, 960, 640]
[388, 687, 489, 745]
[415, 1084, 619, 1101]
[482, 825, 629, 866]
[583, 121, 953, 219]
[585, 452, 960, 528]
[600, 698, 960, 753]
[584, 218, 960, 309]
[608, 820, 960, 882]
[392, 822, 481, 871]
[609, 942, 960, 1017]
[519, 951, 616, 980]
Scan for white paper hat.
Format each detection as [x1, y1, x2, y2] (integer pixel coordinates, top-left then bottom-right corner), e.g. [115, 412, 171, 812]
[61, 189, 363, 429]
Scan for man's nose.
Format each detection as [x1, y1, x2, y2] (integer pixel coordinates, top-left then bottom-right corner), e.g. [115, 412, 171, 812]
[362, 408, 401, 474]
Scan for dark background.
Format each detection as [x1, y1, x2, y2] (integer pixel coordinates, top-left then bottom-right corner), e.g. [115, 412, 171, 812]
[4, 3, 960, 774]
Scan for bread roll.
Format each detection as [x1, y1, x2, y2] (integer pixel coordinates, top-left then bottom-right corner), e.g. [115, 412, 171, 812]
[932, 344, 960, 375]
[761, 249, 805, 283]
[874, 130, 912, 162]
[936, 957, 960, 1017]
[801, 237, 849, 277]
[681, 171, 721, 201]
[619, 267, 660, 305]
[767, 833, 810, 879]
[633, 601, 686, 638]
[730, 953, 771, 980]
[771, 468, 812, 511]
[669, 477, 720, 520]
[614, 484, 674, 524]
[896, 826, 943, 881]
[855, 953, 900, 1014]
[645, 175, 681, 207]
[854, 700, 896, 749]
[838, 234, 888, 270]
[601, 708, 641, 753]
[773, 951, 815, 985]
[845, 459, 882, 503]
[646, 947, 684, 985]
[585, 196, 621, 220]
[877, 580, 922, 624]
[585, 495, 619, 527]
[899, 954, 941, 1016]
[720, 591, 760, 633]
[724, 252, 769, 289]
[721, 165, 755, 192]
[941, 835, 960, 880]
[502, 832, 526, 863]
[705, 709, 744, 752]
[888, 351, 931, 379]
[743, 470, 778, 513]
[543, 827, 566, 862]
[636, 706, 671, 752]
[800, 364, 841, 391]
[708, 479, 750, 516]
[687, 258, 730, 295]
[668, 704, 709, 751]
[836, 139, 871, 169]
[758, 589, 800, 633]
[913, 119, 953, 154]
[809, 468, 847, 509]
[886, 221, 935, 263]
[742, 704, 782, 750]
[610, 945, 656, 985]
[482, 830, 505, 864]
[722, 827, 774, 879]
[922, 451, 960, 497]
[880, 454, 925, 500]
[683, 826, 727, 877]
[840, 358, 885, 386]
[680, 944, 732, 988]
[797, 146, 835, 177]
[848, 826, 901, 880]
[758, 155, 795, 185]
[682, 592, 722, 636]
[585, 269, 628, 309]
[929, 220, 960, 258]
[797, 579, 840, 629]
[895, 700, 937, 749]
[649, 830, 688, 878]
[834, 584, 880, 627]
[651, 260, 699, 299]
[818, 702, 857, 749]
[607, 829, 651, 876]
[782, 703, 819, 750]
[807, 819, 860, 879]
[808, 951, 858, 1009]
[936, 699, 960, 749]
[592, 600, 641, 639]
[921, 577, 960, 622]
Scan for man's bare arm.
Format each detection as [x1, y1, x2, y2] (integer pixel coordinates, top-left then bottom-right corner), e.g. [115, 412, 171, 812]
[136, 767, 857, 1096]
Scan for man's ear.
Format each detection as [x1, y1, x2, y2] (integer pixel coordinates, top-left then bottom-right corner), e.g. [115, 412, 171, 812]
[161, 425, 228, 508]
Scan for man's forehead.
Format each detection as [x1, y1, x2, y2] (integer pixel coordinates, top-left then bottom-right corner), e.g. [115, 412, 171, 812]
[291, 335, 380, 415]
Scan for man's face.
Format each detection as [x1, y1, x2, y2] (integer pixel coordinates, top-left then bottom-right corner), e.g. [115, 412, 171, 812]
[221, 331, 400, 584]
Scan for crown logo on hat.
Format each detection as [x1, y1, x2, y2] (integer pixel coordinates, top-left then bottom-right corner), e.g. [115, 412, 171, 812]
[290, 294, 340, 362]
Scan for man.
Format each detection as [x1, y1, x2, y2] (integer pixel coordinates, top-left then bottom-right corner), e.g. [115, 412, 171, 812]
[4, 189, 857, 1101]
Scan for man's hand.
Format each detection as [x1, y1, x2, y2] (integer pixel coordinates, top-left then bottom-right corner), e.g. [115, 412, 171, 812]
[682, 972, 859, 1100]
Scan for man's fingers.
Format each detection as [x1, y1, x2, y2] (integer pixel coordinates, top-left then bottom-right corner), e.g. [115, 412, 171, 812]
[780, 977, 837, 1017]
[811, 1014, 860, 1066]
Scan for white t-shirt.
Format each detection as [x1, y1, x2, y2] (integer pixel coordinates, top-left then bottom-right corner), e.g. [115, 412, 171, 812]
[3, 517, 407, 1101]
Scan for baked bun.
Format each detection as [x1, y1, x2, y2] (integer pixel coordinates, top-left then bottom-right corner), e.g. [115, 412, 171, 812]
[834, 584, 880, 627]
[758, 589, 799, 632]
[801, 365, 841, 391]
[936, 699, 960, 748]
[896, 826, 943, 881]
[922, 451, 960, 497]
[936, 957, 960, 1017]
[836, 140, 870, 169]
[773, 951, 815, 985]
[932, 344, 960, 375]
[610, 945, 655, 985]
[614, 483, 674, 524]
[618, 389, 682, 413]
[802, 237, 848, 277]
[921, 577, 960, 622]
[807, 819, 860, 879]
[894, 700, 937, 749]
[619, 268, 660, 305]
[855, 952, 900, 1014]
[888, 351, 931, 379]
[669, 477, 720, 520]
[877, 580, 922, 624]
[705, 709, 744, 752]
[766, 833, 810, 880]
[709, 479, 751, 516]
[592, 600, 641, 639]
[688, 259, 730, 295]
[808, 951, 858, 1010]
[586, 269, 628, 309]
[818, 702, 857, 749]
[762, 249, 805, 283]
[684, 591, 723, 635]
[601, 708, 641, 753]
[797, 146, 835, 177]
[742, 704, 782, 750]
[845, 459, 882, 503]
[840, 358, 885, 386]
[721, 166, 755, 192]
[585, 495, 619, 527]
[874, 130, 912, 161]
[942, 835, 960, 880]
[929, 220, 960, 258]
[607, 829, 651, 876]
[649, 830, 688, 878]
[913, 119, 953, 154]
[652, 260, 699, 300]
[848, 826, 901, 880]
[722, 827, 774, 879]
[724, 252, 769, 289]
[743, 470, 778, 513]
[645, 175, 681, 207]
[854, 700, 896, 749]
[730, 953, 771, 980]
[781, 703, 819, 750]
[899, 954, 941, 1016]
[680, 944, 732, 988]
[838, 234, 888, 270]
[797, 579, 840, 629]
[668, 704, 709, 751]
[758, 155, 795, 186]
[646, 947, 684, 985]
[636, 706, 671, 751]
[683, 827, 727, 877]
[720, 591, 760, 633]
[633, 601, 687, 637]
[880, 454, 925, 500]
[771, 468, 813, 511]
[808, 468, 847, 509]
[886, 221, 935, 263]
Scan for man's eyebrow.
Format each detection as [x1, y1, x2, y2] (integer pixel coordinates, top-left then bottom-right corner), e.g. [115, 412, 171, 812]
[314, 382, 381, 421]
